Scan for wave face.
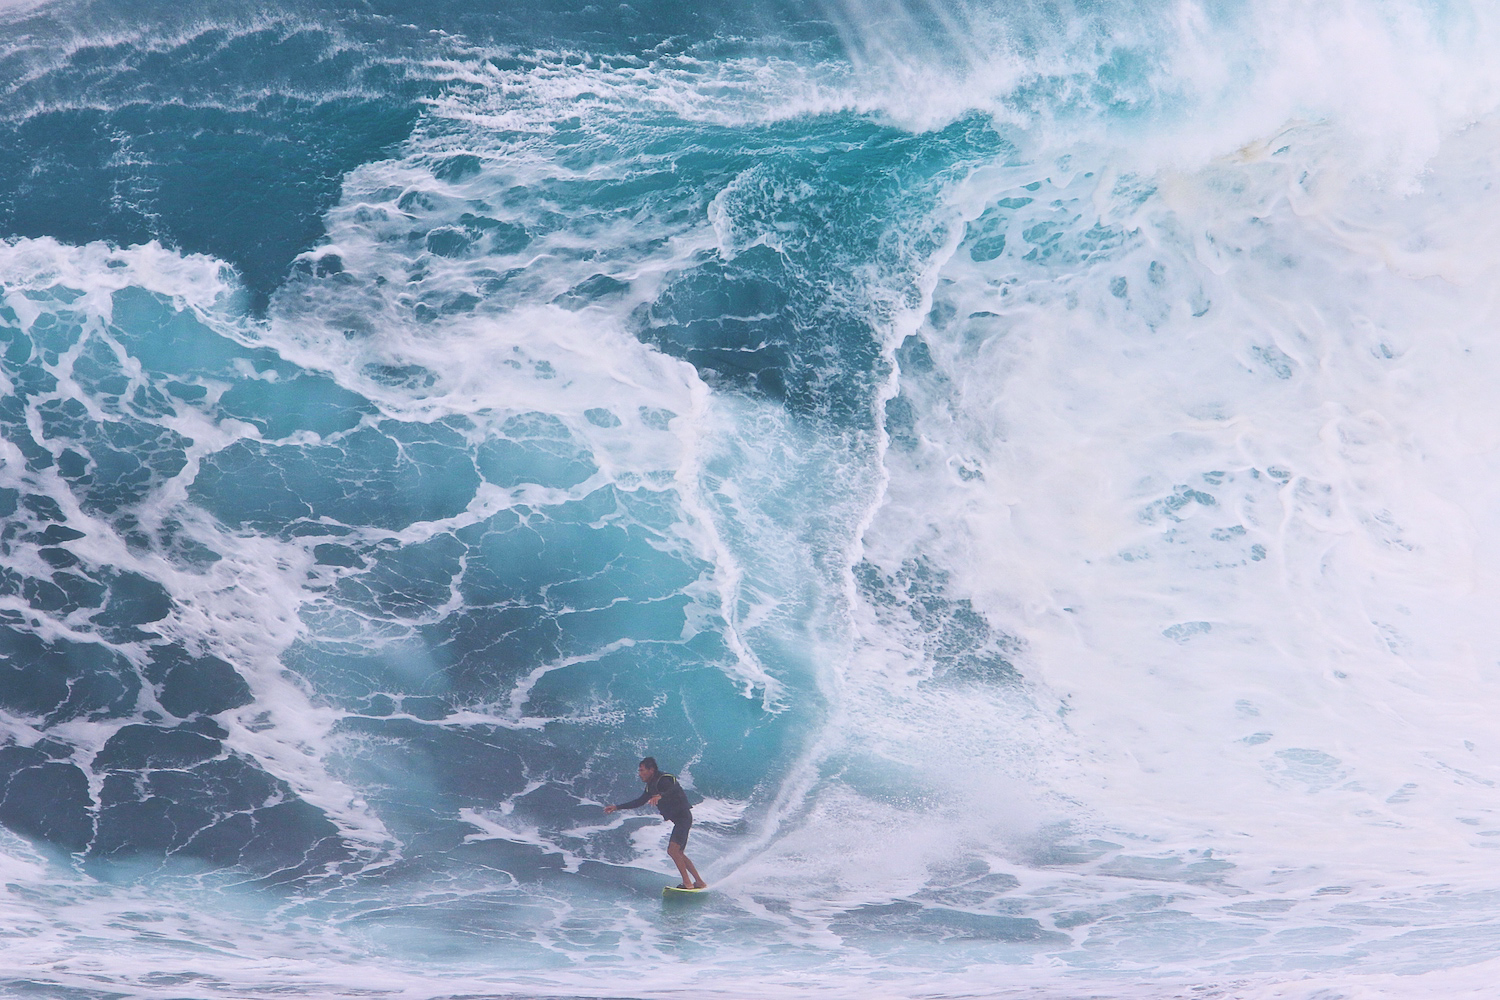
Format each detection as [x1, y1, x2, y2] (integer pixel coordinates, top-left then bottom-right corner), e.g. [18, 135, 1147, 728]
[4, 0, 1500, 996]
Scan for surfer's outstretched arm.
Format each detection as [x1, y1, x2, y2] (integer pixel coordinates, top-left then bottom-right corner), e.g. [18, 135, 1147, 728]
[605, 790, 651, 814]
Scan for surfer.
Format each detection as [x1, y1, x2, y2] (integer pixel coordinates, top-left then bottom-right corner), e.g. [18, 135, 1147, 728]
[605, 757, 706, 889]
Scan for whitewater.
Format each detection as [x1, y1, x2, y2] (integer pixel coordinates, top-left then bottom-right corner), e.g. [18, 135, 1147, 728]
[3, 0, 1500, 997]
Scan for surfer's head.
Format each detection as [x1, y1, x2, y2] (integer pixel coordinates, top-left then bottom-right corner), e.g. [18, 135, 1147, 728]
[638, 757, 659, 781]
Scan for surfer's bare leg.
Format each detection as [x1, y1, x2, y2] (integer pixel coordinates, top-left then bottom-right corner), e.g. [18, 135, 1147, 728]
[682, 853, 706, 888]
[666, 839, 693, 887]
[667, 841, 696, 887]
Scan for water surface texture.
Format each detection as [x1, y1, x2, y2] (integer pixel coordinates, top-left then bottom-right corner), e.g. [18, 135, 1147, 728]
[4, 0, 1500, 997]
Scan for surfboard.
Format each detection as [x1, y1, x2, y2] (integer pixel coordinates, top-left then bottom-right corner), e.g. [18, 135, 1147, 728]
[662, 885, 709, 898]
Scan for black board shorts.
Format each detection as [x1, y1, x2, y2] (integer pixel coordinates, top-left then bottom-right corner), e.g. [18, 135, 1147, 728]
[668, 814, 691, 847]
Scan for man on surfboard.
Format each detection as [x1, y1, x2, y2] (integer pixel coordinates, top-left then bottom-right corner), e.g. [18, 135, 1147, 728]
[605, 757, 706, 889]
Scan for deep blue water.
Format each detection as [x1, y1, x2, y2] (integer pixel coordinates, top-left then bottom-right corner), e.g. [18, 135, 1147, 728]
[6, 1, 1500, 997]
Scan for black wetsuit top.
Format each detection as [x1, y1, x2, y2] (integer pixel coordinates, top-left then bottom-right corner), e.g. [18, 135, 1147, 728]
[616, 772, 691, 822]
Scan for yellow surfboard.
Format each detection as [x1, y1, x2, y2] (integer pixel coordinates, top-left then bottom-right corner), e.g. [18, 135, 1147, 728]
[662, 885, 709, 898]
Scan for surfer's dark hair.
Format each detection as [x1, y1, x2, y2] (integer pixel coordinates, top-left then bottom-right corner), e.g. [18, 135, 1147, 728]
[639, 757, 659, 772]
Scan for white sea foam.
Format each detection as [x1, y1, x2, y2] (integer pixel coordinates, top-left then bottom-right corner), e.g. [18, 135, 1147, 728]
[814, 75, 1500, 989]
[0, 237, 411, 855]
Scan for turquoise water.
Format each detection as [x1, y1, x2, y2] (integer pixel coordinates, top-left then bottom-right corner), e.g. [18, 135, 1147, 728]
[5, 1, 1500, 997]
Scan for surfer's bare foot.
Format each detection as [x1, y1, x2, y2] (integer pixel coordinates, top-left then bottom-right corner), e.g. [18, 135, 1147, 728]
[693, 882, 707, 889]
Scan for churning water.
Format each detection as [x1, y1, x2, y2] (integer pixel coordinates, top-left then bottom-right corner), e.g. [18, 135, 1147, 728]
[4, 0, 1500, 997]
